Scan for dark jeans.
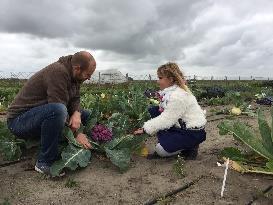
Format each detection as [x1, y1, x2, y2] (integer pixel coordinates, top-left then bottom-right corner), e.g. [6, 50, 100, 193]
[7, 103, 90, 164]
[148, 106, 206, 153]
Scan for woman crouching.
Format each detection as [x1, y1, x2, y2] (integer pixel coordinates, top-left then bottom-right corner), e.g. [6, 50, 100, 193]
[134, 62, 206, 159]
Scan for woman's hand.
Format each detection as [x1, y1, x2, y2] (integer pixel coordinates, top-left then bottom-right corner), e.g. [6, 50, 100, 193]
[134, 128, 144, 135]
[76, 133, 92, 149]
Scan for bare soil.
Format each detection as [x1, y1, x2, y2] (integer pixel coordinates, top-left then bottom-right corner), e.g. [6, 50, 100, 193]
[1, 106, 273, 205]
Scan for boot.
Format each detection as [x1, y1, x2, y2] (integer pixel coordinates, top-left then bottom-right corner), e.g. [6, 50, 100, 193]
[146, 152, 177, 160]
[146, 152, 162, 160]
[180, 145, 199, 160]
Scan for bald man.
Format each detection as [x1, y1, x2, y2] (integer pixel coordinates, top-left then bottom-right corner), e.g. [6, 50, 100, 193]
[7, 51, 96, 175]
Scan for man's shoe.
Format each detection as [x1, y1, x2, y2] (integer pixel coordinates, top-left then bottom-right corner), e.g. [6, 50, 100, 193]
[35, 162, 65, 177]
[180, 145, 199, 160]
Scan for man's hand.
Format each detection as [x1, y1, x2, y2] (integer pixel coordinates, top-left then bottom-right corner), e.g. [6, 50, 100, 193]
[133, 128, 144, 135]
[69, 111, 81, 132]
[76, 133, 92, 149]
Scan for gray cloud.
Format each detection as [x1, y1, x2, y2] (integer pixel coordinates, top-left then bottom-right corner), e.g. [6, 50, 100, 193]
[0, 0, 273, 77]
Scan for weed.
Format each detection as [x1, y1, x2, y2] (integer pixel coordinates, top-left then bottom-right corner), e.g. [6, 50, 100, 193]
[173, 155, 186, 178]
[1, 198, 11, 205]
[65, 178, 79, 188]
[157, 195, 176, 205]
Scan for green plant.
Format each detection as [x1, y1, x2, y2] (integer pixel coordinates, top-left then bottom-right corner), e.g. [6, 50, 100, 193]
[65, 178, 79, 188]
[157, 196, 175, 205]
[0, 121, 25, 161]
[217, 107, 273, 174]
[1, 198, 11, 205]
[173, 155, 186, 178]
[205, 97, 226, 106]
[51, 94, 149, 176]
[225, 91, 244, 107]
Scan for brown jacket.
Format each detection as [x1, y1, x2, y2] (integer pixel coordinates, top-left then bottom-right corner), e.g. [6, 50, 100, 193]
[7, 55, 81, 119]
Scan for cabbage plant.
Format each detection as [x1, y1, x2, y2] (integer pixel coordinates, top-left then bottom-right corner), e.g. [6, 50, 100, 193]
[51, 98, 148, 176]
[217, 107, 273, 174]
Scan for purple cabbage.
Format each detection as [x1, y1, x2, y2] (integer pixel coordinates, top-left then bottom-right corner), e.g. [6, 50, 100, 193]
[91, 124, 113, 142]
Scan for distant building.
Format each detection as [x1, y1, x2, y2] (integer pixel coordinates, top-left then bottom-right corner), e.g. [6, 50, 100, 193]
[86, 69, 128, 84]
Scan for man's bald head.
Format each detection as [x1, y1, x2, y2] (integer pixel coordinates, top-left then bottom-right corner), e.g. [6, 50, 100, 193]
[71, 51, 96, 71]
[71, 51, 96, 83]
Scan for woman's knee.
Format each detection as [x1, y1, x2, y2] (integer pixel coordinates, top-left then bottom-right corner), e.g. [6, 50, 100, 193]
[155, 143, 180, 157]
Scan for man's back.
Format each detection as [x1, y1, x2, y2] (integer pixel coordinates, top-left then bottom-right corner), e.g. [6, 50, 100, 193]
[7, 55, 78, 119]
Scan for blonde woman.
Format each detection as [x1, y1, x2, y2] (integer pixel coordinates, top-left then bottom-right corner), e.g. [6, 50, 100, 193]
[134, 62, 206, 159]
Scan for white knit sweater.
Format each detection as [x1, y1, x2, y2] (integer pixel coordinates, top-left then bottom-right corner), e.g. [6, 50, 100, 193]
[143, 86, 206, 135]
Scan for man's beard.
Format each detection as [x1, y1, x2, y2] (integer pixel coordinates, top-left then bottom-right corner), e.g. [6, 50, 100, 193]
[76, 78, 85, 83]
[75, 74, 85, 83]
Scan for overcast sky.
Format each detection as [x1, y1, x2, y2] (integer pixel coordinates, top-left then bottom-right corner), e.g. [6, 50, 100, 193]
[0, 0, 273, 78]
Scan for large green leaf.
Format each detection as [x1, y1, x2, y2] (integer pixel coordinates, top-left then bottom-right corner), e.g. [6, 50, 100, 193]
[218, 120, 273, 160]
[63, 126, 82, 148]
[61, 144, 91, 168]
[50, 160, 66, 177]
[218, 121, 232, 135]
[88, 139, 104, 152]
[50, 144, 91, 176]
[220, 147, 247, 162]
[228, 159, 273, 175]
[103, 134, 148, 171]
[105, 147, 131, 171]
[105, 134, 147, 151]
[258, 109, 273, 154]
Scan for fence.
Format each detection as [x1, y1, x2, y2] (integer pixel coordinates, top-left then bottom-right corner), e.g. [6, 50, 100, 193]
[125, 74, 273, 81]
[0, 71, 272, 83]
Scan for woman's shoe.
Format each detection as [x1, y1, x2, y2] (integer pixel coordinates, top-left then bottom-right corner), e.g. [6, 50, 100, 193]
[146, 152, 178, 160]
[146, 152, 162, 159]
[180, 145, 199, 160]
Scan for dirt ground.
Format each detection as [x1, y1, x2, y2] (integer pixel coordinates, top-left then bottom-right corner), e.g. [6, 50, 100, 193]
[0, 106, 273, 205]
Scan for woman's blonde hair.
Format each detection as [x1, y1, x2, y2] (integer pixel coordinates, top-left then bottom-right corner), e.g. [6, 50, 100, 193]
[157, 62, 191, 93]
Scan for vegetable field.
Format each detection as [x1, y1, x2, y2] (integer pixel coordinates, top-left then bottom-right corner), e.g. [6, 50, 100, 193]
[0, 80, 273, 204]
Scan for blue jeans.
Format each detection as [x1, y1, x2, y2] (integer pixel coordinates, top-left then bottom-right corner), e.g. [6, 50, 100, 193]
[7, 103, 90, 164]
